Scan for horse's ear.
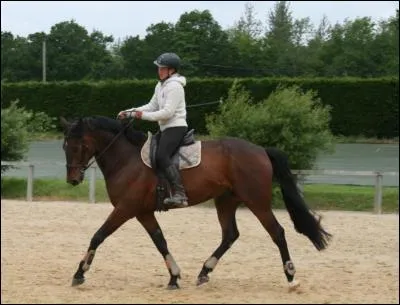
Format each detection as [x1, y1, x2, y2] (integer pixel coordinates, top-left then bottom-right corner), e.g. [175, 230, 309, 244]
[59, 116, 70, 131]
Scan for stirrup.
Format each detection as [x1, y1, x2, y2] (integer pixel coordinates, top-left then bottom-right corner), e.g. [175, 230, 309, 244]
[164, 194, 188, 208]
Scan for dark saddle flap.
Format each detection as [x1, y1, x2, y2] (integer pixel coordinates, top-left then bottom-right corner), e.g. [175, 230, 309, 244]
[149, 129, 196, 171]
[181, 129, 195, 146]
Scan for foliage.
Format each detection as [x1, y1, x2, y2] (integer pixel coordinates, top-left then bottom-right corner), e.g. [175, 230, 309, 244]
[1, 100, 56, 172]
[206, 81, 335, 169]
[1, 3, 398, 81]
[1, 77, 398, 138]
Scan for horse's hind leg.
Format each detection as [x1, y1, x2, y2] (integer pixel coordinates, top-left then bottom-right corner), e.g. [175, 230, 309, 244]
[232, 162, 299, 291]
[247, 203, 300, 291]
[72, 207, 134, 286]
[196, 193, 240, 286]
[136, 212, 182, 290]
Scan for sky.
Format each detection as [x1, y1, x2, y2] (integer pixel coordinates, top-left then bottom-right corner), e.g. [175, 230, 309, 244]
[1, 1, 398, 40]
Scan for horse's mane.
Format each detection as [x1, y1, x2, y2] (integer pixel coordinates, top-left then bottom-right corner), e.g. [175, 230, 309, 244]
[74, 115, 148, 147]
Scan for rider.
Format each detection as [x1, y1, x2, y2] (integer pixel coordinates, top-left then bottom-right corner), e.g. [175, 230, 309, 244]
[117, 52, 189, 208]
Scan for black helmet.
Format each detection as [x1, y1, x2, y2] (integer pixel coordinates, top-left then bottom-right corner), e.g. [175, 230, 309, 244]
[154, 52, 181, 70]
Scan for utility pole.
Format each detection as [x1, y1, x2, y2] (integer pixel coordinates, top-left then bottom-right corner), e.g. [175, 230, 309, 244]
[42, 40, 46, 82]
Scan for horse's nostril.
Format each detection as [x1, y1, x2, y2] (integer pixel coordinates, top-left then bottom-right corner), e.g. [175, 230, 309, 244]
[69, 180, 79, 186]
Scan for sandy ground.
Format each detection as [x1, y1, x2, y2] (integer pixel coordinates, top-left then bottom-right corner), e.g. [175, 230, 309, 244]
[1, 199, 399, 304]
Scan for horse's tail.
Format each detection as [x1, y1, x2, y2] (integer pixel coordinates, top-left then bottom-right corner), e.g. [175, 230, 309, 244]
[265, 147, 332, 251]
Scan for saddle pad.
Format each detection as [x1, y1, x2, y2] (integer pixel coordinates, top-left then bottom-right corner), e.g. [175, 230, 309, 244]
[141, 131, 201, 170]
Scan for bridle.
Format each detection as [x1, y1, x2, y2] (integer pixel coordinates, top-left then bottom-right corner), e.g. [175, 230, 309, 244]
[64, 118, 136, 175]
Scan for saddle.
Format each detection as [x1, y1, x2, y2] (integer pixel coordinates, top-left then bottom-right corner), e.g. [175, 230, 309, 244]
[140, 129, 202, 211]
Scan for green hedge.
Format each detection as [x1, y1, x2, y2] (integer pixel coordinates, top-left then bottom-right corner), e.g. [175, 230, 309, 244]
[1, 77, 398, 137]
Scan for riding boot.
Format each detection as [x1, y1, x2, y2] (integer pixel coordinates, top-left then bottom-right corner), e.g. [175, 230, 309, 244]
[163, 164, 188, 208]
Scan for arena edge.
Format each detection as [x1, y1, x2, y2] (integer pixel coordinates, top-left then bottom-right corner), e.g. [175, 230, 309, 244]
[1, 77, 398, 138]
[1, 178, 398, 213]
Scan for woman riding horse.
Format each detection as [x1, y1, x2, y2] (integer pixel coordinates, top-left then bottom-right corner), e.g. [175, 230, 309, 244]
[117, 52, 189, 209]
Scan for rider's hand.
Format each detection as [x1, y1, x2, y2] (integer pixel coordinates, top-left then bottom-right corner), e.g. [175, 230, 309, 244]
[117, 111, 129, 120]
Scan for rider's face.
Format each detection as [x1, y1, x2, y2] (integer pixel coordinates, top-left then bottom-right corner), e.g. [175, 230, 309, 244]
[157, 67, 173, 80]
[157, 67, 168, 80]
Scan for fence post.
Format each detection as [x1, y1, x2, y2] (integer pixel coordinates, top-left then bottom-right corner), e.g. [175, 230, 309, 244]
[27, 164, 34, 202]
[374, 172, 383, 214]
[296, 174, 304, 197]
[89, 166, 96, 203]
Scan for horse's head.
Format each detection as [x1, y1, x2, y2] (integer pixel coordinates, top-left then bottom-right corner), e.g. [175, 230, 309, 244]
[60, 117, 96, 186]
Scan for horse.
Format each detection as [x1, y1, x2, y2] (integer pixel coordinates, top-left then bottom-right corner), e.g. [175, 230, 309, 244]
[60, 115, 332, 291]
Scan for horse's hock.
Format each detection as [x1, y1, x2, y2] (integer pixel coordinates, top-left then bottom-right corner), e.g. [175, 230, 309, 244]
[1, 200, 398, 304]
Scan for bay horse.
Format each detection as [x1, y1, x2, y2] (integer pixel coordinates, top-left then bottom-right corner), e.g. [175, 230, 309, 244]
[60, 115, 331, 291]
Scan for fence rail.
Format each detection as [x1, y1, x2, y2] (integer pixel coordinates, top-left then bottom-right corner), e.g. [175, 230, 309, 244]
[2, 161, 398, 214]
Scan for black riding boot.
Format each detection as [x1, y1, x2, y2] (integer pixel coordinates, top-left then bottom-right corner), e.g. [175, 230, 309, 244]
[163, 165, 188, 208]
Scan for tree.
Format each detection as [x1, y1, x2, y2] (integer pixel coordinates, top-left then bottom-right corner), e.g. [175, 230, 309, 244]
[102, 38, 126, 80]
[288, 17, 315, 76]
[307, 15, 331, 76]
[342, 17, 377, 77]
[235, 2, 263, 39]
[46, 20, 93, 80]
[85, 30, 115, 80]
[371, 10, 399, 76]
[263, 1, 317, 76]
[1, 31, 16, 81]
[226, 2, 265, 77]
[26, 32, 48, 81]
[145, 22, 177, 59]
[292, 17, 313, 47]
[264, 1, 295, 75]
[174, 10, 234, 76]
[318, 22, 346, 76]
[119, 35, 150, 79]
[315, 14, 330, 42]
[1, 32, 35, 81]
[320, 17, 377, 76]
[2, 7, 399, 80]
[45, 20, 115, 81]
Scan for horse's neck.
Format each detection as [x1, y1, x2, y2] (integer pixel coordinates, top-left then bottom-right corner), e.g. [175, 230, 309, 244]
[93, 131, 141, 179]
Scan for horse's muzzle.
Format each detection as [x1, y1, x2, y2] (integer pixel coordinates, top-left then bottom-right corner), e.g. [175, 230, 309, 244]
[68, 179, 81, 186]
[67, 169, 85, 186]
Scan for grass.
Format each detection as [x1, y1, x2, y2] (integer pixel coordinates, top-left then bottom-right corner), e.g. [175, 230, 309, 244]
[1, 178, 398, 213]
[333, 135, 399, 144]
[1, 177, 109, 201]
[301, 184, 398, 212]
[30, 131, 399, 144]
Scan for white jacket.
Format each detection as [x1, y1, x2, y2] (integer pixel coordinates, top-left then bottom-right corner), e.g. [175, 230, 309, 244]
[127, 74, 188, 131]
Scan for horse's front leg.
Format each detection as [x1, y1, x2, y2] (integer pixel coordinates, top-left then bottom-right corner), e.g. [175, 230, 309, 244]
[136, 212, 181, 289]
[72, 207, 134, 286]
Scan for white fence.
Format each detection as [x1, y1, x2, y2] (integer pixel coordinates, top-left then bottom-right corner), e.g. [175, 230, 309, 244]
[1, 161, 398, 214]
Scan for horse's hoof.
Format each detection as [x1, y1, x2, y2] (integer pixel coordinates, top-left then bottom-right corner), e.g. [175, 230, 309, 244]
[71, 277, 85, 287]
[196, 275, 209, 286]
[288, 279, 300, 291]
[166, 284, 180, 290]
